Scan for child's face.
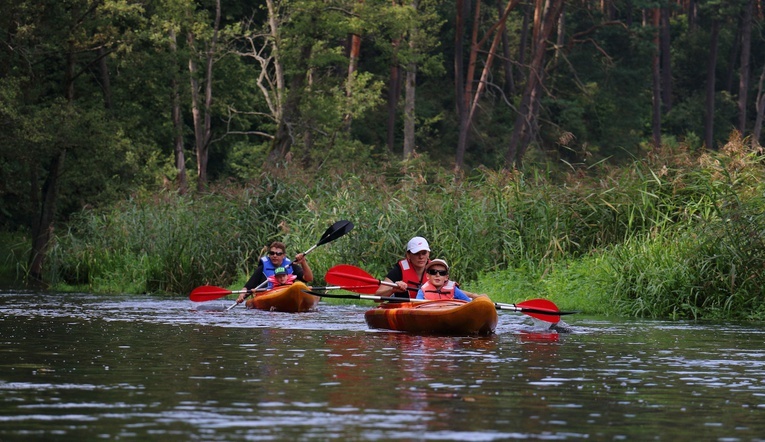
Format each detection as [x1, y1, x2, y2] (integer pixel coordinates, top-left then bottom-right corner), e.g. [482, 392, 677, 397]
[426, 266, 448, 287]
[275, 274, 289, 284]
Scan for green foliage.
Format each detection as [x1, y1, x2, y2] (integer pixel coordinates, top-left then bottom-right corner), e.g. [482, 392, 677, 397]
[0, 230, 30, 281]
[4, 0, 765, 322]
[6, 132, 762, 322]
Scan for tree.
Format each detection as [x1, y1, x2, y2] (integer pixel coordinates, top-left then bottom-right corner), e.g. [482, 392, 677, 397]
[403, 0, 419, 159]
[737, 0, 753, 134]
[651, 7, 662, 149]
[187, 0, 222, 190]
[753, 64, 765, 147]
[0, 0, 144, 279]
[454, 0, 521, 170]
[170, 28, 189, 194]
[505, 0, 564, 168]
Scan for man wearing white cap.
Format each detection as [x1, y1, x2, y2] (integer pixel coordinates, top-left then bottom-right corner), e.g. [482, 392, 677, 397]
[375, 236, 431, 298]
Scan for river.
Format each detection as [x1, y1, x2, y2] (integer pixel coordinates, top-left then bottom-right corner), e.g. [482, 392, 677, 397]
[1, 290, 764, 440]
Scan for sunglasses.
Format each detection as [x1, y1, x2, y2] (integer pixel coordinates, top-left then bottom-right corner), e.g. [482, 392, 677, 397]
[268, 251, 284, 256]
[427, 269, 448, 276]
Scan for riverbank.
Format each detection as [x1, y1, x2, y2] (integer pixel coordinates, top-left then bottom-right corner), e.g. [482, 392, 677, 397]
[4, 138, 765, 320]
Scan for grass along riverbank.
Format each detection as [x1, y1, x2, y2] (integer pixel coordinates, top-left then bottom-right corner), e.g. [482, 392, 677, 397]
[10, 136, 765, 320]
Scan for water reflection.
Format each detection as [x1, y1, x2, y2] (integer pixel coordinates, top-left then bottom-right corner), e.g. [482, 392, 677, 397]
[1, 291, 765, 440]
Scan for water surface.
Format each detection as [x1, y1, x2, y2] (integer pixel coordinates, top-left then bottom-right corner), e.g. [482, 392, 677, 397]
[1, 291, 764, 440]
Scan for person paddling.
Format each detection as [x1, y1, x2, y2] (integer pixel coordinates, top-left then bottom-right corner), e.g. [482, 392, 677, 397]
[236, 241, 313, 304]
[375, 236, 431, 298]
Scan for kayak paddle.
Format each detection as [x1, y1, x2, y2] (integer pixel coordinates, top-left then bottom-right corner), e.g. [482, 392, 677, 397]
[190, 220, 354, 303]
[324, 264, 578, 323]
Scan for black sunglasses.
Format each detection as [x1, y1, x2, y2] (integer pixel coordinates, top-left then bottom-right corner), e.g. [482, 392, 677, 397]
[427, 269, 448, 276]
[268, 251, 284, 256]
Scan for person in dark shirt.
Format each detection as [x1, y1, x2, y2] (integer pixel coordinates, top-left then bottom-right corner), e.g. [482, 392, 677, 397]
[375, 236, 431, 298]
[235, 241, 313, 304]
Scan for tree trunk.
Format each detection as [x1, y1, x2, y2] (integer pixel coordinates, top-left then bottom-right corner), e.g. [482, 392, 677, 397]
[688, 0, 698, 30]
[625, 0, 634, 27]
[98, 48, 112, 110]
[267, 0, 286, 122]
[344, 32, 362, 129]
[467, 1, 518, 129]
[29, 39, 77, 280]
[386, 62, 402, 152]
[269, 1, 313, 165]
[554, 3, 564, 64]
[453, 0, 468, 169]
[30, 150, 66, 281]
[387, 7, 403, 153]
[187, 35, 204, 185]
[660, 7, 672, 112]
[269, 42, 311, 163]
[169, 29, 187, 195]
[651, 8, 662, 149]
[505, 0, 564, 168]
[517, 1, 531, 81]
[498, 1, 514, 97]
[402, 0, 418, 159]
[752, 63, 765, 148]
[737, 0, 753, 134]
[725, 15, 741, 94]
[704, 19, 719, 149]
[601, 0, 614, 19]
[188, 0, 220, 192]
[403, 61, 416, 159]
[455, 0, 482, 169]
[455, 0, 520, 170]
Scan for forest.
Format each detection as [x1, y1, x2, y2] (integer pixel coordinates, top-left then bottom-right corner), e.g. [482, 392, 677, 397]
[2, 0, 765, 319]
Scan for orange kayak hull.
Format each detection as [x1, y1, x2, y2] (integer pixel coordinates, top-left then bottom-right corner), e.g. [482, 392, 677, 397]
[364, 296, 498, 335]
[245, 281, 319, 313]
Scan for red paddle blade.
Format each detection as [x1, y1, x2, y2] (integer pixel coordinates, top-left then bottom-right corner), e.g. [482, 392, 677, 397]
[515, 299, 562, 323]
[325, 265, 380, 294]
[516, 298, 560, 311]
[189, 285, 234, 302]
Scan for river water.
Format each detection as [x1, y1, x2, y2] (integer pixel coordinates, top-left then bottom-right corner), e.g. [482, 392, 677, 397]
[1, 290, 764, 441]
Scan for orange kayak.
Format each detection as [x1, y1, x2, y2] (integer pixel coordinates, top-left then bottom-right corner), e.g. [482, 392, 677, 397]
[245, 281, 319, 313]
[364, 296, 498, 335]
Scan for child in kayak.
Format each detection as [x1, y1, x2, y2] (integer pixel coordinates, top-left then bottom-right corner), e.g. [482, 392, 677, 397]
[268, 266, 297, 287]
[415, 259, 474, 301]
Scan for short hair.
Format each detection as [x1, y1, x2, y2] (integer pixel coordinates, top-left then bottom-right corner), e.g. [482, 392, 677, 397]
[269, 241, 286, 252]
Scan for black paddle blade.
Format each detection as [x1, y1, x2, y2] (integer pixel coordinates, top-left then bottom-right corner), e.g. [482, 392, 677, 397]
[317, 220, 354, 246]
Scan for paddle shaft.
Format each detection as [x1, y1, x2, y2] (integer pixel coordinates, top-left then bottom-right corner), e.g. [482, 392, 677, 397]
[304, 290, 422, 303]
[324, 264, 576, 322]
[226, 279, 269, 310]
[310, 289, 569, 315]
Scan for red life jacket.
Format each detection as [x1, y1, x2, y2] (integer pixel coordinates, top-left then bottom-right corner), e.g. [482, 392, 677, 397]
[397, 258, 426, 298]
[267, 274, 297, 287]
[420, 280, 457, 300]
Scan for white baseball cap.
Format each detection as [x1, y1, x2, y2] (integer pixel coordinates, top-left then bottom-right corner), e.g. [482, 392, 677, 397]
[406, 236, 430, 254]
